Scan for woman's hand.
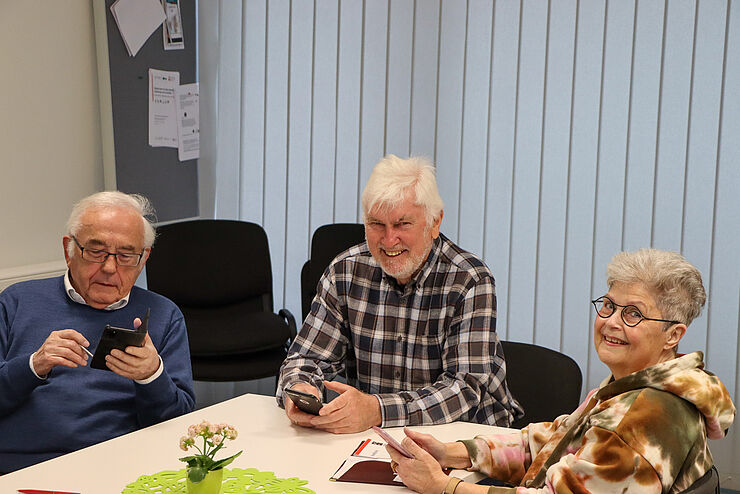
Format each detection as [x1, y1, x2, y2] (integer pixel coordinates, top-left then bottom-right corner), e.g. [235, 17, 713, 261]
[404, 428, 473, 469]
[386, 433, 450, 494]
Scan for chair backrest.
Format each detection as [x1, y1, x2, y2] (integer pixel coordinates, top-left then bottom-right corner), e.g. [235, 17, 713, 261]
[300, 223, 366, 320]
[501, 340, 582, 429]
[146, 219, 274, 312]
[680, 466, 719, 494]
[145, 219, 295, 383]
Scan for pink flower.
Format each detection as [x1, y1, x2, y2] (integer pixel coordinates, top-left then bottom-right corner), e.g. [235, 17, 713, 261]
[179, 436, 190, 451]
[211, 434, 223, 445]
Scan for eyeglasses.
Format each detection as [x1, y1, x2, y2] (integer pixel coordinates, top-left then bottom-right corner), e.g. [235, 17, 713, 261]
[591, 296, 682, 327]
[71, 236, 144, 267]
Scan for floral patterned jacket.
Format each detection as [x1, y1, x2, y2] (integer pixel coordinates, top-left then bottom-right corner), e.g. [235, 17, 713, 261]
[461, 352, 736, 494]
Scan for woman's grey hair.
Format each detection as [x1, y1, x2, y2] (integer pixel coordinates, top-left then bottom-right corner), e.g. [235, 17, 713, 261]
[66, 191, 157, 257]
[361, 154, 444, 226]
[606, 248, 706, 326]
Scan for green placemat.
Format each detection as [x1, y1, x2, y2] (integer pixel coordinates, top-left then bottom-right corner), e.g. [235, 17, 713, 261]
[121, 467, 316, 493]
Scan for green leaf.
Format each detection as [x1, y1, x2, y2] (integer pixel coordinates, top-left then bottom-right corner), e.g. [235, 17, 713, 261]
[210, 450, 242, 471]
[187, 465, 207, 483]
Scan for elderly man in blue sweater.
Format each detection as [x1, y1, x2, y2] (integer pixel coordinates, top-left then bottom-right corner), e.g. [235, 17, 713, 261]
[0, 191, 195, 474]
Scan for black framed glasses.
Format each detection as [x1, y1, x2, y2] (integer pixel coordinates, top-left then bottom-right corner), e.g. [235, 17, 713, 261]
[71, 236, 144, 267]
[591, 296, 682, 327]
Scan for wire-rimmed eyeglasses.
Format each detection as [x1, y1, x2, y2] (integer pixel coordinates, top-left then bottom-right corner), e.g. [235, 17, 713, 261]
[71, 236, 144, 267]
[591, 296, 682, 327]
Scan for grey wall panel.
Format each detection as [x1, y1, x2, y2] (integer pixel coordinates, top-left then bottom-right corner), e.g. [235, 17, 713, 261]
[240, 1, 267, 223]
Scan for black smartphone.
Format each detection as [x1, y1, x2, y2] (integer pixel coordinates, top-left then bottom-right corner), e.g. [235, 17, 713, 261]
[285, 388, 323, 415]
[90, 309, 150, 370]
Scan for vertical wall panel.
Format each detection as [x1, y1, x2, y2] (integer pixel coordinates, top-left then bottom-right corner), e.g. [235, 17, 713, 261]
[310, 1, 339, 232]
[534, 0, 577, 350]
[681, 0, 725, 352]
[458, 0, 493, 254]
[240, 1, 266, 223]
[334, 0, 363, 223]
[434, 0, 466, 242]
[214, 1, 243, 218]
[622, 0, 664, 250]
[588, 0, 635, 387]
[652, 1, 695, 250]
[284, 2, 315, 310]
[262, 0, 290, 310]
[507, 0, 547, 343]
[386, 0, 414, 156]
[560, 0, 605, 381]
[483, 0, 520, 339]
[358, 1, 390, 219]
[409, 0, 440, 157]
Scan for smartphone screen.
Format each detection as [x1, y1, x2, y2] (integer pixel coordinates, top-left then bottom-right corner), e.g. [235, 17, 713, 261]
[372, 426, 413, 458]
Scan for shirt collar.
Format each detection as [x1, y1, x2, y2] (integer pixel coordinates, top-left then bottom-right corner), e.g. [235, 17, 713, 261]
[64, 270, 130, 311]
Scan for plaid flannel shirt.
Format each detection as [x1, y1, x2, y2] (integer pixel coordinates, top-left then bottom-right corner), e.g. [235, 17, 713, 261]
[277, 233, 523, 427]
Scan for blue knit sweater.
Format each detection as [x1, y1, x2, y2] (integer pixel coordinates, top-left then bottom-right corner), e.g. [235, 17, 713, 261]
[0, 276, 195, 473]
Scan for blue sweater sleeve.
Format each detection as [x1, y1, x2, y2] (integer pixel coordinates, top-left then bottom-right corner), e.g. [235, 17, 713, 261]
[0, 293, 45, 415]
[133, 310, 195, 426]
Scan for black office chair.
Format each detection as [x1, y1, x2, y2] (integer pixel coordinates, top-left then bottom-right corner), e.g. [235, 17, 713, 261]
[501, 341, 582, 429]
[300, 223, 366, 320]
[145, 219, 296, 384]
[680, 465, 720, 494]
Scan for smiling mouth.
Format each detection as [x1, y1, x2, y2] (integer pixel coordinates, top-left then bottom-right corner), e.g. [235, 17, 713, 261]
[603, 335, 628, 345]
[382, 249, 405, 257]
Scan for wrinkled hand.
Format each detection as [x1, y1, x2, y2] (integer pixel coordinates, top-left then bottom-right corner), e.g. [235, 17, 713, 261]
[387, 432, 450, 494]
[285, 382, 322, 428]
[403, 428, 472, 469]
[105, 318, 160, 380]
[32, 329, 91, 376]
[310, 380, 381, 434]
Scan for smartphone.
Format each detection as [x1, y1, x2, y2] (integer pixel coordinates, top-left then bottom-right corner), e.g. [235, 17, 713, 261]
[90, 309, 150, 370]
[372, 426, 413, 458]
[285, 388, 323, 415]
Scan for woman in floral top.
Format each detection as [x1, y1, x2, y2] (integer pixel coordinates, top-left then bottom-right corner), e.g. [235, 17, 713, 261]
[387, 248, 736, 494]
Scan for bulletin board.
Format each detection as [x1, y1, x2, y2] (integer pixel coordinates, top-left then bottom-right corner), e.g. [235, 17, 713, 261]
[94, 0, 199, 222]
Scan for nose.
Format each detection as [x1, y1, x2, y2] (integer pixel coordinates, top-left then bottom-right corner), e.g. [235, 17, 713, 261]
[101, 254, 119, 273]
[381, 226, 400, 247]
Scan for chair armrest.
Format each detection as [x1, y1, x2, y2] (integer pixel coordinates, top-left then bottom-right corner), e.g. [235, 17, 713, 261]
[278, 308, 297, 341]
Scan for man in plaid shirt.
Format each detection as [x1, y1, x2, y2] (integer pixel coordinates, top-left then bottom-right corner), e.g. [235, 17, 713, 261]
[277, 155, 522, 433]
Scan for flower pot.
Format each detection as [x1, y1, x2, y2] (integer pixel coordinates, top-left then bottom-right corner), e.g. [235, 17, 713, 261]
[186, 468, 224, 494]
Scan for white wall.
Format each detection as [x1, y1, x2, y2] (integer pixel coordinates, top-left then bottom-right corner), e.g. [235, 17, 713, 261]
[0, 1, 103, 275]
[201, 0, 740, 486]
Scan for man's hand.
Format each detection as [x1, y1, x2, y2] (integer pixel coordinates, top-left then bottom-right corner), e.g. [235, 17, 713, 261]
[310, 380, 381, 433]
[32, 329, 91, 376]
[105, 318, 160, 380]
[284, 382, 322, 427]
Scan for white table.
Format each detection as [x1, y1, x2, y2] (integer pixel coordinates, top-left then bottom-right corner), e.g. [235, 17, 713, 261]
[0, 393, 513, 494]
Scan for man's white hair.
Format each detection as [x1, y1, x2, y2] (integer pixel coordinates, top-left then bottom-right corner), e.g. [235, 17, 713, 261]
[65, 191, 157, 257]
[361, 154, 444, 225]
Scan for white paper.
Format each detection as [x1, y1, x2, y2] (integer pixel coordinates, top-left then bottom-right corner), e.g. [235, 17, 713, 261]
[162, 0, 185, 50]
[148, 69, 180, 148]
[110, 0, 166, 57]
[176, 83, 199, 161]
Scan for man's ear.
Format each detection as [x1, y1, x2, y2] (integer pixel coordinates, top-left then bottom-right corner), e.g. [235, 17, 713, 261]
[62, 236, 73, 266]
[430, 210, 444, 239]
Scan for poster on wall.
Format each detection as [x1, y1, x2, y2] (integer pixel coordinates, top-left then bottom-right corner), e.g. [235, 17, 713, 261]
[162, 0, 185, 50]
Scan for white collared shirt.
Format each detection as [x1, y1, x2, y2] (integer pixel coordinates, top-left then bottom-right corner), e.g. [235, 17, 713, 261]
[28, 271, 163, 383]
